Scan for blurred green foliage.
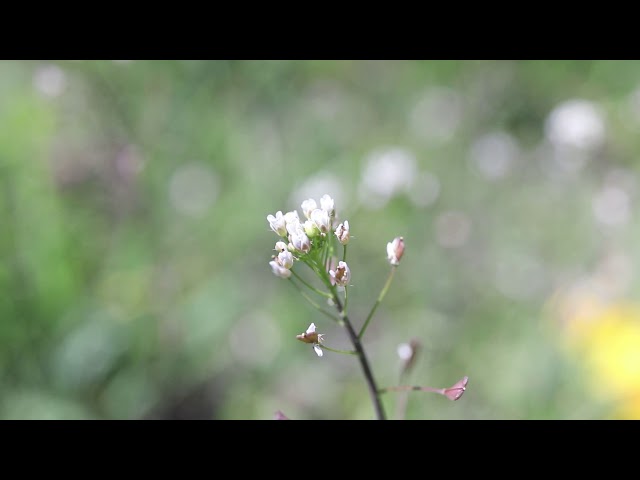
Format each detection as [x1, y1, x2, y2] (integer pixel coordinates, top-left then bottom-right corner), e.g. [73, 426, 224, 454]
[1, 60, 639, 419]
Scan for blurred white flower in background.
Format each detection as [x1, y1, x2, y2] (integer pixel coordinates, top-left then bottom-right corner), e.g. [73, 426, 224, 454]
[592, 186, 631, 227]
[469, 131, 520, 181]
[409, 87, 463, 144]
[435, 211, 472, 248]
[169, 162, 219, 218]
[545, 99, 606, 151]
[407, 171, 440, 208]
[289, 172, 343, 215]
[33, 64, 67, 98]
[359, 147, 417, 209]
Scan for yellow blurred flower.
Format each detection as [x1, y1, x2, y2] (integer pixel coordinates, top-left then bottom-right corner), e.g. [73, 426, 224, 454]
[552, 289, 640, 419]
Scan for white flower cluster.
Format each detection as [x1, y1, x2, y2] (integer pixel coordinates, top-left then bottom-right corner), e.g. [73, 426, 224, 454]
[267, 194, 351, 279]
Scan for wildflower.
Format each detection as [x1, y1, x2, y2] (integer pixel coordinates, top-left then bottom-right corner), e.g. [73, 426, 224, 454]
[303, 219, 320, 238]
[330, 261, 351, 287]
[310, 208, 330, 234]
[267, 211, 287, 237]
[443, 376, 469, 401]
[387, 236, 405, 266]
[274, 241, 288, 252]
[301, 199, 317, 219]
[289, 227, 311, 253]
[296, 323, 325, 357]
[335, 221, 350, 245]
[273, 410, 290, 420]
[269, 260, 291, 279]
[320, 194, 335, 216]
[277, 249, 294, 269]
[284, 210, 300, 227]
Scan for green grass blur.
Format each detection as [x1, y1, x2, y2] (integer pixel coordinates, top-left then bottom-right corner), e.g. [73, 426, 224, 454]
[1, 60, 639, 419]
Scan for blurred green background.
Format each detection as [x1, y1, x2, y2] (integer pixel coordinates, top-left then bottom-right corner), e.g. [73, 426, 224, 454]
[2, 60, 640, 419]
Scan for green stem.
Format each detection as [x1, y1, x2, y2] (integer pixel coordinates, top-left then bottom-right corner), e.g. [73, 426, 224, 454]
[343, 285, 349, 315]
[320, 345, 358, 356]
[290, 269, 332, 299]
[358, 266, 397, 339]
[342, 244, 347, 262]
[288, 278, 340, 323]
[378, 385, 443, 395]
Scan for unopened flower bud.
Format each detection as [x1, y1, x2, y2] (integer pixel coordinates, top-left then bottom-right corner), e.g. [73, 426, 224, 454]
[269, 260, 292, 279]
[387, 236, 405, 266]
[320, 194, 335, 216]
[303, 219, 320, 238]
[310, 208, 330, 234]
[274, 241, 288, 252]
[301, 199, 317, 219]
[277, 249, 294, 269]
[273, 410, 290, 420]
[290, 229, 311, 253]
[284, 210, 300, 227]
[334, 221, 350, 245]
[267, 211, 287, 237]
[443, 376, 469, 401]
[330, 261, 351, 287]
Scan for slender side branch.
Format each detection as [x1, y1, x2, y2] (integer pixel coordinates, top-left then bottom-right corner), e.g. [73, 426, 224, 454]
[291, 269, 332, 298]
[288, 278, 340, 323]
[358, 266, 397, 339]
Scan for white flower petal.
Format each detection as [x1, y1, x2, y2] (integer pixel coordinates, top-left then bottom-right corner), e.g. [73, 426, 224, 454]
[306, 323, 317, 334]
[313, 344, 324, 357]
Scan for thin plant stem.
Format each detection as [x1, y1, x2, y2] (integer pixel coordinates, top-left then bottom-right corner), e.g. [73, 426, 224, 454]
[342, 244, 347, 263]
[394, 371, 410, 420]
[358, 266, 397, 339]
[290, 269, 332, 299]
[320, 345, 358, 356]
[288, 278, 340, 323]
[378, 385, 443, 395]
[343, 285, 349, 314]
[330, 287, 386, 420]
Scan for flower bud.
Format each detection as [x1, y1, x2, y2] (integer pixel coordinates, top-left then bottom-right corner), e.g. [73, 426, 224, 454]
[311, 208, 330, 234]
[274, 241, 288, 252]
[320, 194, 335, 216]
[330, 261, 351, 287]
[443, 376, 469, 401]
[301, 199, 317, 219]
[334, 221, 350, 245]
[303, 219, 320, 238]
[387, 236, 405, 266]
[267, 211, 287, 237]
[277, 249, 294, 269]
[289, 229, 311, 253]
[269, 260, 291, 279]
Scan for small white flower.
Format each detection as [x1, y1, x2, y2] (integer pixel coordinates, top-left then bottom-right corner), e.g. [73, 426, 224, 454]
[303, 219, 320, 238]
[277, 249, 294, 269]
[320, 194, 335, 215]
[267, 211, 287, 237]
[289, 228, 311, 253]
[310, 208, 330, 234]
[329, 260, 351, 286]
[269, 260, 292, 279]
[301, 199, 318, 219]
[334, 220, 350, 245]
[387, 236, 405, 266]
[296, 322, 325, 357]
[274, 241, 288, 252]
[284, 210, 300, 226]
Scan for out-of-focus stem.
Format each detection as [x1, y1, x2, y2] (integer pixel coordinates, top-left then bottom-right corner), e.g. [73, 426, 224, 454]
[358, 266, 396, 339]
